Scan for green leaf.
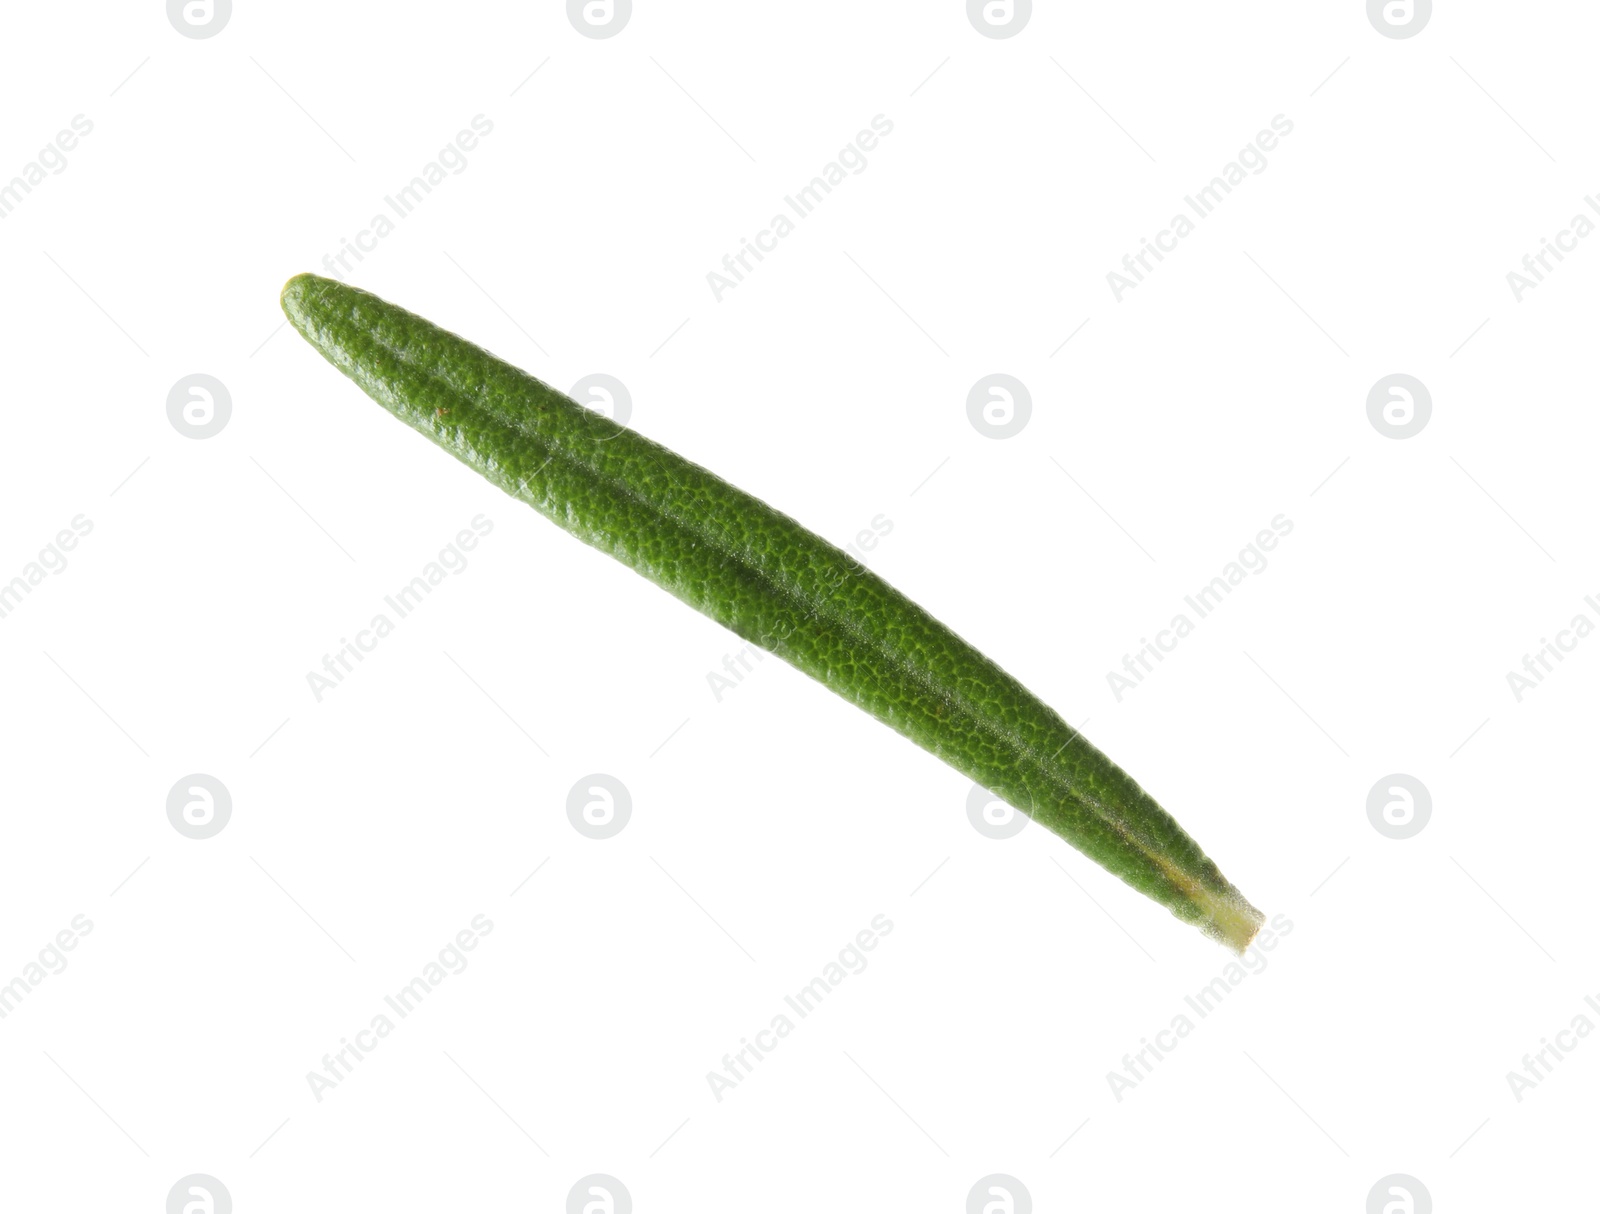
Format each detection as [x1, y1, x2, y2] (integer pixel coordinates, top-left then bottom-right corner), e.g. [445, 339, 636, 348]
[281, 272, 1264, 953]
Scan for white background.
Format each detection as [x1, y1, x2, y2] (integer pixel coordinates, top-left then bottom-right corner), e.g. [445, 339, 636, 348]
[0, 2, 1593, 1210]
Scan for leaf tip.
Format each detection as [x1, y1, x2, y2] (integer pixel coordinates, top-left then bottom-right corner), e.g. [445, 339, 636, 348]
[1200, 889, 1266, 955]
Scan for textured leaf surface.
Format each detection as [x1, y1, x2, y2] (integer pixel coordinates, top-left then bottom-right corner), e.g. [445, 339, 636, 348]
[281, 273, 1263, 951]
